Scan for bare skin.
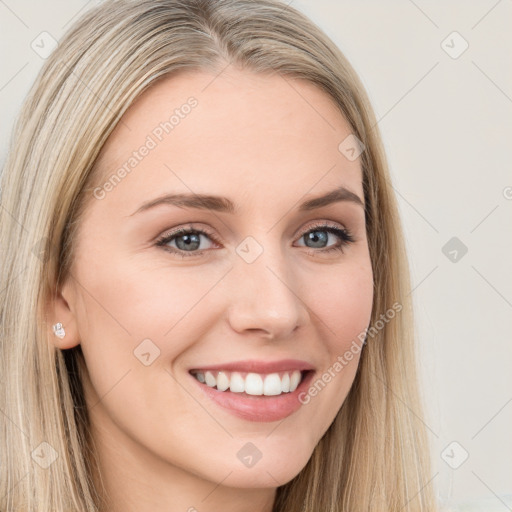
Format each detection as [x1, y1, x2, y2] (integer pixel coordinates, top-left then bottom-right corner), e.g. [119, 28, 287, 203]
[50, 66, 374, 512]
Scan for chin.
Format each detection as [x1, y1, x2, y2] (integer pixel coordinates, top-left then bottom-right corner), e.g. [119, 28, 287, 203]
[205, 445, 314, 489]
[219, 463, 307, 489]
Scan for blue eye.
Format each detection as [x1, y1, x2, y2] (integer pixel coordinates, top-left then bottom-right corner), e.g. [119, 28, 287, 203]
[155, 222, 355, 258]
[155, 226, 218, 258]
[297, 222, 355, 254]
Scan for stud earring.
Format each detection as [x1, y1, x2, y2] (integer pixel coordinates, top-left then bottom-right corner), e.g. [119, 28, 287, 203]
[52, 322, 66, 339]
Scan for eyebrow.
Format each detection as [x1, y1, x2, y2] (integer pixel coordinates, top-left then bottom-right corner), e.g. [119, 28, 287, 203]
[128, 186, 364, 217]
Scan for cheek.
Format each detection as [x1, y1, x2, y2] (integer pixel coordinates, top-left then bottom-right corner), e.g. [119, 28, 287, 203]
[73, 258, 231, 453]
[73, 255, 237, 430]
[75, 253, 230, 356]
[296, 258, 373, 436]
[313, 258, 374, 348]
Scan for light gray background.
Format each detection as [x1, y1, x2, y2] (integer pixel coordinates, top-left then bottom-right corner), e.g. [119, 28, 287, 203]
[1, 1, 511, 509]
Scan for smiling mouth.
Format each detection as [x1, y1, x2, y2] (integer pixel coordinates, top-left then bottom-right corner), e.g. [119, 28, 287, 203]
[189, 369, 311, 396]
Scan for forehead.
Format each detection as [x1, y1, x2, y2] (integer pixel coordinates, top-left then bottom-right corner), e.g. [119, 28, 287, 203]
[92, 68, 363, 215]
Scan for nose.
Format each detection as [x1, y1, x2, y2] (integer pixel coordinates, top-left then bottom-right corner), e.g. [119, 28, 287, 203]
[226, 248, 310, 340]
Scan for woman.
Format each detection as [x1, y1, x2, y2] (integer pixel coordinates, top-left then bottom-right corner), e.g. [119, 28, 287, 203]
[0, 0, 437, 510]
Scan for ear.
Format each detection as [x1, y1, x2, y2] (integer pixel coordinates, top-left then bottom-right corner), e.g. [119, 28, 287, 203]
[46, 279, 81, 350]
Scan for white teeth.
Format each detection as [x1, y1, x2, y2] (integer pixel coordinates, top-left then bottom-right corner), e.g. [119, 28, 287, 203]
[229, 372, 245, 393]
[245, 373, 263, 395]
[204, 371, 216, 387]
[281, 372, 290, 392]
[289, 370, 301, 392]
[263, 373, 282, 396]
[192, 369, 305, 396]
[216, 371, 230, 391]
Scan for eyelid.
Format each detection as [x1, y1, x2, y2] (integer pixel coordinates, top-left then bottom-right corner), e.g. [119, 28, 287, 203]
[156, 219, 349, 242]
[155, 223, 221, 248]
[295, 219, 348, 237]
[155, 219, 355, 257]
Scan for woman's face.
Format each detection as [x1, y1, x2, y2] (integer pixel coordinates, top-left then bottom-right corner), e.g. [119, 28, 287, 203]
[57, 68, 373, 498]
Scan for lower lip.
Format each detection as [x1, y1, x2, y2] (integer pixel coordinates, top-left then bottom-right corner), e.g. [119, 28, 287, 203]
[190, 371, 315, 422]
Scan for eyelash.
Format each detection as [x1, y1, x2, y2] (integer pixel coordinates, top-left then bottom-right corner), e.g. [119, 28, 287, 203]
[155, 221, 356, 259]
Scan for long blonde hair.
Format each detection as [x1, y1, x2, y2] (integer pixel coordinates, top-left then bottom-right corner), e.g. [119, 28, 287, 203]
[0, 0, 437, 510]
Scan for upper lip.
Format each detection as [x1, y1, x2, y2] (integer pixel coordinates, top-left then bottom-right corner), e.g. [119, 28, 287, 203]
[189, 359, 315, 374]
